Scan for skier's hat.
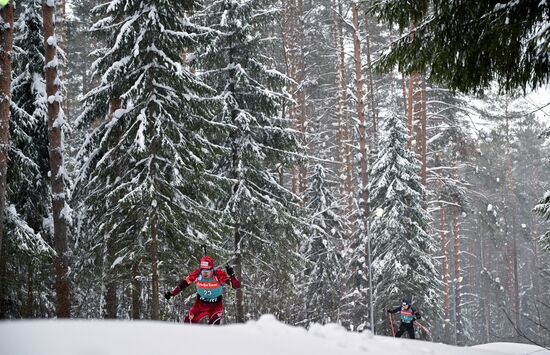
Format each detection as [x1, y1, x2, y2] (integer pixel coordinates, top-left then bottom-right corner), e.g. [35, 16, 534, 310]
[200, 255, 214, 270]
[402, 298, 410, 305]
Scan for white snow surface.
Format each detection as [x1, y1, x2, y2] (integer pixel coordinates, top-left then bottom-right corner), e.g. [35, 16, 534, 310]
[1, 315, 548, 355]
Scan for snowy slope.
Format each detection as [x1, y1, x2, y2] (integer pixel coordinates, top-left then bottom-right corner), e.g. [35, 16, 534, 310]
[1, 315, 548, 355]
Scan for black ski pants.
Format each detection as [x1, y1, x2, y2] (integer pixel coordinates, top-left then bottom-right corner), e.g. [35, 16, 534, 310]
[395, 322, 415, 339]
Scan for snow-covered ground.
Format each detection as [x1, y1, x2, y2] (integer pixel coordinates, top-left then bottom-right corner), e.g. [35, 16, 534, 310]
[1, 315, 548, 355]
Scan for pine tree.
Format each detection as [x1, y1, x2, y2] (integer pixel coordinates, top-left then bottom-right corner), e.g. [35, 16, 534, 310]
[368, 113, 441, 333]
[302, 164, 345, 325]
[200, 0, 302, 322]
[75, 0, 221, 319]
[370, 0, 550, 93]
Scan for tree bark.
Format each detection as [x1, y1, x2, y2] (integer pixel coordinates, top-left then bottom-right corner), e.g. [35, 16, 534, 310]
[0, 1, 14, 307]
[352, 2, 368, 223]
[440, 203, 450, 342]
[333, 0, 353, 219]
[452, 163, 462, 345]
[150, 202, 159, 320]
[234, 227, 244, 322]
[296, 0, 307, 194]
[44, 0, 70, 318]
[131, 262, 141, 320]
[364, 11, 377, 147]
[504, 106, 520, 337]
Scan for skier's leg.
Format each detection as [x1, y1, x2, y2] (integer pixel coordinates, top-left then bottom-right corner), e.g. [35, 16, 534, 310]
[407, 324, 415, 339]
[207, 301, 223, 325]
[395, 323, 406, 337]
[184, 299, 207, 324]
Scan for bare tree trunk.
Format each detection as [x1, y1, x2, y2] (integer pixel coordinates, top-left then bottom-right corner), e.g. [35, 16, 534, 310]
[296, 0, 307, 194]
[105, 234, 117, 319]
[150, 203, 159, 320]
[0, 2, 14, 310]
[504, 107, 520, 337]
[452, 163, 462, 345]
[406, 76, 414, 147]
[440, 203, 450, 342]
[44, 0, 70, 318]
[334, 0, 353, 219]
[24, 261, 34, 317]
[401, 76, 408, 121]
[282, 0, 299, 195]
[131, 262, 140, 319]
[419, 77, 427, 186]
[364, 11, 377, 146]
[352, 2, 368, 224]
[234, 228, 244, 322]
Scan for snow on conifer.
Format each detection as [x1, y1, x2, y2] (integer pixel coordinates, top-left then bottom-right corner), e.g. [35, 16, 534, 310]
[368, 113, 441, 332]
[302, 164, 346, 325]
[8, 0, 52, 255]
[74, 0, 222, 316]
[199, 0, 303, 320]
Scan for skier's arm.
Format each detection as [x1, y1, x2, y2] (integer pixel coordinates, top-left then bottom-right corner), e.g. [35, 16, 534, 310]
[170, 269, 199, 297]
[216, 267, 241, 289]
[387, 306, 400, 314]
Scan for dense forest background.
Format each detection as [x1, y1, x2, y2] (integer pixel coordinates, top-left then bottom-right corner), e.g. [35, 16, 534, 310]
[1, 0, 549, 348]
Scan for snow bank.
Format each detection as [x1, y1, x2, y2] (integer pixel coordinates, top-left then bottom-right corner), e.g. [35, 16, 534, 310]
[1, 315, 548, 355]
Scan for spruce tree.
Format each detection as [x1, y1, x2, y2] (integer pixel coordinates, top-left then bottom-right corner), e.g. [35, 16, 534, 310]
[8, 0, 51, 251]
[75, 0, 221, 319]
[368, 113, 441, 333]
[1, 0, 55, 318]
[200, 0, 302, 322]
[370, 0, 550, 93]
[302, 164, 345, 325]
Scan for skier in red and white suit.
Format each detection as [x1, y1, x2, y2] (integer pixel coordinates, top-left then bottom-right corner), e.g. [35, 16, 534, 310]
[165, 256, 240, 325]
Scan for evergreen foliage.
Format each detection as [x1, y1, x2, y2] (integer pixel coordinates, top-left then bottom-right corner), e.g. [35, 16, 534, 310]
[1, 0, 55, 318]
[369, 0, 550, 93]
[199, 0, 303, 321]
[368, 113, 441, 331]
[302, 164, 345, 325]
[74, 0, 222, 315]
[534, 191, 550, 251]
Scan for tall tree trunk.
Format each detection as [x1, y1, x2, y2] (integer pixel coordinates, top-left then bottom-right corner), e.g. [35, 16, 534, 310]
[504, 106, 520, 337]
[364, 11, 377, 147]
[352, 1, 369, 223]
[440, 203, 450, 342]
[334, 0, 353, 219]
[282, 0, 299, 195]
[0, 0, 14, 319]
[105, 236, 117, 319]
[131, 262, 140, 320]
[452, 162, 462, 345]
[406, 76, 414, 147]
[44, 0, 70, 318]
[331, 0, 345, 206]
[296, 0, 307, 194]
[419, 78, 427, 186]
[104, 99, 121, 319]
[234, 227, 244, 322]
[150, 203, 159, 320]
[24, 261, 34, 318]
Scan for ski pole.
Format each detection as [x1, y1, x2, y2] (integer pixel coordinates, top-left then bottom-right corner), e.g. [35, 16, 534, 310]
[415, 320, 430, 334]
[388, 312, 395, 337]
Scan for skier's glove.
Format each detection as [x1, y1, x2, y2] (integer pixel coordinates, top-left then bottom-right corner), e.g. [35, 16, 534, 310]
[164, 291, 172, 300]
[226, 265, 235, 277]
[387, 309, 392, 313]
[415, 314, 421, 320]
